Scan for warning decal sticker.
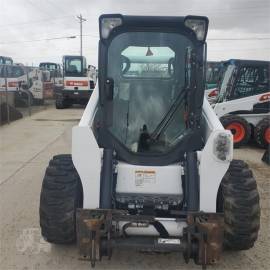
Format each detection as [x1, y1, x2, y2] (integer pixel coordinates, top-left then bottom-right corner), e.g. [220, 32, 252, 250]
[135, 170, 156, 186]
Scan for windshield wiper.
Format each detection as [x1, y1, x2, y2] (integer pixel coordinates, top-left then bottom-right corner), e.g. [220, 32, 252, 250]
[150, 87, 188, 141]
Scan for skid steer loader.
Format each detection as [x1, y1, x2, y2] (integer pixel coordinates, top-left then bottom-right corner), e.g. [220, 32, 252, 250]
[212, 59, 270, 148]
[39, 15, 260, 268]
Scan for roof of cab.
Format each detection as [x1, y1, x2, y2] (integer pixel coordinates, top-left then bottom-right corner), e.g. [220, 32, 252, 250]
[225, 59, 270, 65]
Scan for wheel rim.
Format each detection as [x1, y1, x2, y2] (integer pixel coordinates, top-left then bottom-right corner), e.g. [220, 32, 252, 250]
[264, 127, 270, 144]
[226, 122, 246, 143]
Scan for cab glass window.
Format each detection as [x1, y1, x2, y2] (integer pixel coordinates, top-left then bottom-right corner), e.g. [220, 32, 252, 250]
[6, 66, 25, 78]
[232, 65, 269, 99]
[121, 46, 175, 78]
[64, 57, 85, 77]
[107, 32, 193, 154]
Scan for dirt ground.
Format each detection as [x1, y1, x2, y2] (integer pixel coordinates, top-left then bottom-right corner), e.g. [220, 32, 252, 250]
[0, 106, 269, 270]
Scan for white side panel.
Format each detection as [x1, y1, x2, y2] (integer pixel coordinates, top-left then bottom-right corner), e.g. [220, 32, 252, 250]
[64, 76, 89, 91]
[200, 97, 233, 212]
[72, 126, 101, 208]
[79, 84, 99, 127]
[213, 91, 270, 118]
[198, 130, 232, 212]
[29, 79, 43, 99]
[3, 78, 19, 91]
[202, 97, 224, 140]
[116, 162, 183, 195]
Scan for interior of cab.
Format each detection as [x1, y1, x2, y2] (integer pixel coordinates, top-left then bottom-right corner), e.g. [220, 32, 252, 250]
[105, 31, 193, 154]
[64, 57, 86, 77]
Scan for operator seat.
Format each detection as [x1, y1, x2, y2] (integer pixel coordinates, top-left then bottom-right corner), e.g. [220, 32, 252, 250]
[68, 65, 78, 73]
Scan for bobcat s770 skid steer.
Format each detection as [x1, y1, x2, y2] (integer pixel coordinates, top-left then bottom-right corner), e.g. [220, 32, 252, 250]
[40, 14, 260, 268]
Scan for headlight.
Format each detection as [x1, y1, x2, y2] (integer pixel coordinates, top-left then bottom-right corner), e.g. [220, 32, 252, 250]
[184, 16, 208, 41]
[100, 17, 122, 39]
[213, 133, 232, 161]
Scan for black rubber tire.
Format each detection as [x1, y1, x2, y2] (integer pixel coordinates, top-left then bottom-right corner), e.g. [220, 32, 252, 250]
[220, 115, 251, 148]
[55, 96, 69, 109]
[254, 117, 270, 148]
[217, 160, 260, 250]
[39, 154, 83, 244]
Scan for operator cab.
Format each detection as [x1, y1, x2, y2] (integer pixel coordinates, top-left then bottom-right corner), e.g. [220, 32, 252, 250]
[216, 59, 270, 105]
[63, 55, 87, 77]
[0, 65, 25, 78]
[96, 14, 208, 165]
[0, 56, 13, 65]
[39, 62, 62, 80]
[206, 61, 223, 89]
[54, 55, 93, 109]
[39, 62, 60, 71]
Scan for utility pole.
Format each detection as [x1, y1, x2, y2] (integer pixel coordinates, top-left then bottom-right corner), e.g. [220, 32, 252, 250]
[76, 14, 87, 56]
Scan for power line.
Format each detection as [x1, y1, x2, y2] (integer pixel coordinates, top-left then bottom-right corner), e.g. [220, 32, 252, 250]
[209, 47, 270, 52]
[0, 33, 99, 46]
[208, 37, 270, 41]
[0, 35, 77, 45]
[2, 35, 268, 45]
[0, 15, 74, 29]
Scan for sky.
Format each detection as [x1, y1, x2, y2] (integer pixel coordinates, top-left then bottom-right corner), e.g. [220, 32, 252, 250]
[0, 0, 269, 67]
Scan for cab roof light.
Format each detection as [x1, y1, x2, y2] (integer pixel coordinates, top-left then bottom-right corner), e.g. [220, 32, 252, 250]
[184, 16, 208, 41]
[101, 17, 122, 39]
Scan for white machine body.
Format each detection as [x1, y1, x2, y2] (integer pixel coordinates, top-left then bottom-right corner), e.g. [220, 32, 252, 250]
[213, 91, 270, 126]
[61, 55, 97, 93]
[206, 61, 270, 128]
[116, 162, 183, 195]
[72, 84, 232, 239]
[69, 14, 235, 239]
[64, 76, 90, 91]
[0, 64, 53, 100]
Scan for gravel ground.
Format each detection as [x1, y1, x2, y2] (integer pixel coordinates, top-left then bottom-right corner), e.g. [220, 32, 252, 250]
[0, 106, 269, 270]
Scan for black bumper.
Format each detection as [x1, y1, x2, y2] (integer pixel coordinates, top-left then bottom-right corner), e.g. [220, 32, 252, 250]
[56, 89, 93, 100]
